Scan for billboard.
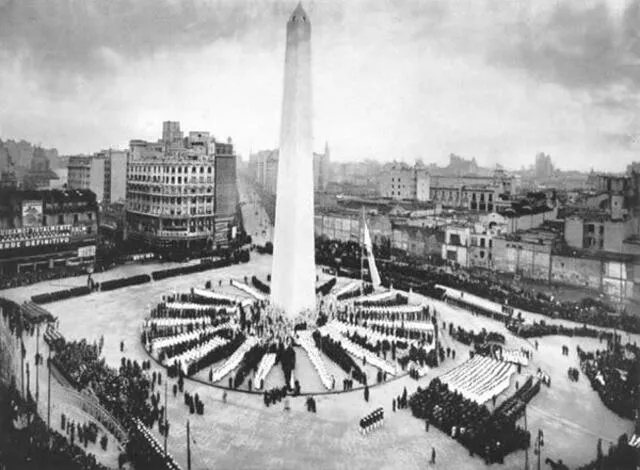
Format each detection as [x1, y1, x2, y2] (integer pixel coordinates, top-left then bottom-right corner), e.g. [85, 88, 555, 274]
[22, 200, 43, 227]
[77, 245, 96, 258]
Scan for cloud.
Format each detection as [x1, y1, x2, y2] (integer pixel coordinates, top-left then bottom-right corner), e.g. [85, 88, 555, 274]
[488, 1, 640, 94]
[0, 0, 293, 95]
[0, 0, 639, 171]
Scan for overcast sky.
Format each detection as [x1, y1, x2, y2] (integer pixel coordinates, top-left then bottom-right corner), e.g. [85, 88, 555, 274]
[0, 0, 639, 171]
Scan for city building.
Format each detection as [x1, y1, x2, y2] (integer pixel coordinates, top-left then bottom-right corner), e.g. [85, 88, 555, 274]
[535, 153, 555, 180]
[248, 144, 331, 194]
[315, 208, 392, 245]
[492, 229, 557, 281]
[162, 121, 184, 154]
[390, 224, 443, 262]
[67, 150, 127, 204]
[441, 225, 471, 266]
[0, 188, 98, 275]
[313, 142, 331, 191]
[249, 149, 279, 194]
[433, 168, 517, 194]
[564, 213, 638, 253]
[23, 147, 59, 190]
[330, 160, 381, 187]
[67, 155, 106, 202]
[125, 122, 238, 255]
[378, 162, 430, 202]
[430, 185, 500, 212]
[213, 139, 238, 249]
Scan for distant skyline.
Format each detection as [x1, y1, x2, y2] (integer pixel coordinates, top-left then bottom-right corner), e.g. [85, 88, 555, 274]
[0, 0, 639, 171]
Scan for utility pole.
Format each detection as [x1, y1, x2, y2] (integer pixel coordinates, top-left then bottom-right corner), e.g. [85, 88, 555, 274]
[35, 323, 40, 404]
[534, 430, 544, 470]
[20, 339, 25, 398]
[47, 349, 51, 428]
[524, 403, 530, 470]
[164, 378, 168, 453]
[186, 420, 192, 470]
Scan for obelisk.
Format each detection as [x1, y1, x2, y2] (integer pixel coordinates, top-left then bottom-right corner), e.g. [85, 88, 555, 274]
[271, 3, 316, 319]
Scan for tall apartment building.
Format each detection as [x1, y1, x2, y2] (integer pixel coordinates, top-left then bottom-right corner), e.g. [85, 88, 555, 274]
[378, 162, 431, 202]
[249, 149, 279, 194]
[68, 156, 105, 202]
[125, 122, 238, 254]
[162, 121, 184, 154]
[214, 140, 238, 248]
[67, 150, 127, 204]
[248, 143, 331, 194]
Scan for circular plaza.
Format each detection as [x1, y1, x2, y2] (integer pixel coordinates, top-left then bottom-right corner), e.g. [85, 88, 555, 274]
[2, 254, 637, 470]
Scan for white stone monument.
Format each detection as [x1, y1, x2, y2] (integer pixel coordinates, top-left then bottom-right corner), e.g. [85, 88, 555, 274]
[271, 3, 316, 319]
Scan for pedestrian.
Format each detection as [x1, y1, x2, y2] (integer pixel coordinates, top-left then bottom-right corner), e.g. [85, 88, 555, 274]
[431, 447, 436, 464]
[392, 398, 396, 412]
[425, 419, 429, 432]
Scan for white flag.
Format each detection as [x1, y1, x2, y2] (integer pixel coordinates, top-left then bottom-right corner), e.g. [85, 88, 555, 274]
[363, 221, 381, 288]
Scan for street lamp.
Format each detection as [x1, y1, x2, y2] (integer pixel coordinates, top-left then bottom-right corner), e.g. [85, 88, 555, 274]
[533, 429, 544, 470]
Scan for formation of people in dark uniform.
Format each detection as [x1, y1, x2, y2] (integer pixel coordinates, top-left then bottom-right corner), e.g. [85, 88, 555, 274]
[409, 378, 530, 464]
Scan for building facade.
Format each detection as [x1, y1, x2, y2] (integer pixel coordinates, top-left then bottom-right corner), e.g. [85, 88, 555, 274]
[0, 189, 98, 274]
[68, 156, 106, 202]
[441, 226, 471, 266]
[68, 150, 127, 204]
[391, 224, 443, 262]
[378, 163, 431, 202]
[125, 123, 238, 254]
[248, 144, 331, 194]
[213, 140, 238, 248]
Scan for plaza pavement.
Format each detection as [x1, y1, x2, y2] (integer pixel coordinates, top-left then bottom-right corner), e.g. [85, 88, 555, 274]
[1, 255, 636, 469]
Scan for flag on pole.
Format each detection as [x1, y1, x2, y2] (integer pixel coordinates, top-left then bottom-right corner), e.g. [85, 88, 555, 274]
[363, 218, 382, 289]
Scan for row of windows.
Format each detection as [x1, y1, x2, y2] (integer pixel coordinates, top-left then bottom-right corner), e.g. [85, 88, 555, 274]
[129, 175, 214, 184]
[127, 185, 214, 195]
[129, 165, 213, 174]
[128, 204, 215, 216]
[128, 196, 213, 204]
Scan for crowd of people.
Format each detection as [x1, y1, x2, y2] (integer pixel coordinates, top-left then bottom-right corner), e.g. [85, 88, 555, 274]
[312, 331, 367, 385]
[315, 238, 640, 334]
[0, 265, 88, 290]
[0, 382, 110, 470]
[577, 343, 639, 420]
[60, 414, 104, 451]
[263, 386, 289, 407]
[576, 433, 639, 470]
[409, 378, 530, 464]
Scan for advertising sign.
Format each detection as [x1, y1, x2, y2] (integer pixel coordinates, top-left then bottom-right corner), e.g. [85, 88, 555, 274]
[77, 245, 97, 258]
[22, 200, 43, 227]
